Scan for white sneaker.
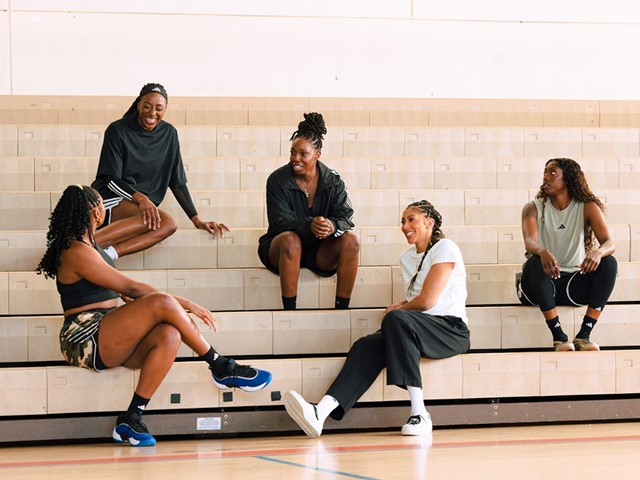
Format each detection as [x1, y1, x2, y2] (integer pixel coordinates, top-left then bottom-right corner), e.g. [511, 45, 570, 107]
[283, 390, 322, 438]
[401, 413, 433, 436]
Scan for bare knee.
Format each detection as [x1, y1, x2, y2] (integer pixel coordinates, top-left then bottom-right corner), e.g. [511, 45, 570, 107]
[339, 232, 360, 258]
[142, 291, 182, 316]
[155, 324, 182, 352]
[158, 212, 178, 240]
[275, 231, 302, 259]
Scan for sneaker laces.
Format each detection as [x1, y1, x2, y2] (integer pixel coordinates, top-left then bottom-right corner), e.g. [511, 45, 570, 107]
[406, 415, 423, 425]
[121, 415, 150, 434]
[210, 359, 257, 379]
[230, 362, 257, 379]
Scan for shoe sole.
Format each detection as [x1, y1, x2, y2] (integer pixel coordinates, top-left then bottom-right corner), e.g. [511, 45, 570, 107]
[575, 345, 600, 351]
[283, 391, 321, 439]
[401, 427, 433, 436]
[112, 428, 156, 447]
[213, 376, 272, 392]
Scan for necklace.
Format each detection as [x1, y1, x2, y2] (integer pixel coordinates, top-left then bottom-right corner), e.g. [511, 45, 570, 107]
[295, 171, 316, 198]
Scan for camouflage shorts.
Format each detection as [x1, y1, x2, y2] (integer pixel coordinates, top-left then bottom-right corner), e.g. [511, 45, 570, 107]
[60, 310, 108, 371]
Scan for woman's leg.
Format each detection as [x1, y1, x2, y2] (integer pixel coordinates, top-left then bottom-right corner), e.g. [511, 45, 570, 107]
[268, 231, 303, 305]
[122, 323, 182, 399]
[382, 311, 469, 436]
[283, 331, 385, 438]
[564, 255, 618, 349]
[520, 255, 571, 348]
[325, 331, 386, 419]
[381, 310, 470, 389]
[95, 200, 178, 257]
[316, 232, 360, 303]
[98, 292, 210, 371]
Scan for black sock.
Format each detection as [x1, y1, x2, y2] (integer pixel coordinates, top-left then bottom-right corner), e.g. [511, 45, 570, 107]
[200, 346, 230, 376]
[545, 316, 568, 342]
[576, 316, 598, 340]
[282, 296, 297, 310]
[126, 392, 150, 418]
[335, 296, 351, 309]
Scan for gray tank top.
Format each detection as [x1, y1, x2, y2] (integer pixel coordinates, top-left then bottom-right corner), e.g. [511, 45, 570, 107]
[534, 198, 584, 273]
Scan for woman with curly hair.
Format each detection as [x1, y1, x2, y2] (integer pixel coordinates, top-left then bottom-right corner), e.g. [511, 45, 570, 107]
[258, 112, 360, 310]
[283, 200, 470, 438]
[91, 82, 228, 260]
[37, 185, 271, 446]
[518, 158, 617, 351]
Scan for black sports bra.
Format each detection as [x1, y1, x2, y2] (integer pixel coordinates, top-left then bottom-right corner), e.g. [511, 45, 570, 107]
[57, 246, 119, 312]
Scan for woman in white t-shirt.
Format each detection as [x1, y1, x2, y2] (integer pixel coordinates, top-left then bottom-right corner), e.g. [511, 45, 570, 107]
[283, 200, 470, 438]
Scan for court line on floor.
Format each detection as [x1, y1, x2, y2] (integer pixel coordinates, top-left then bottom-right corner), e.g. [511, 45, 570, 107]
[3, 432, 640, 470]
[256, 456, 380, 480]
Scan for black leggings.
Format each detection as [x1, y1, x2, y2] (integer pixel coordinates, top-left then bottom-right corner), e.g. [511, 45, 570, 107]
[518, 255, 617, 312]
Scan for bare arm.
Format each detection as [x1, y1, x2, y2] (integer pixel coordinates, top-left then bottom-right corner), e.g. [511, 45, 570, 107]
[581, 202, 615, 273]
[521, 201, 560, 279]
[400, 262, 454, 312]
[63, 243, 216, 329]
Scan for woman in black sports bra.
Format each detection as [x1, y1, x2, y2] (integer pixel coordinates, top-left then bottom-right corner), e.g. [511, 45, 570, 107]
[37, 185, 272, 447]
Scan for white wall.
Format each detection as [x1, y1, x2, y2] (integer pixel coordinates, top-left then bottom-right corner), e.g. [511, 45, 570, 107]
[2, 0, 640, 99]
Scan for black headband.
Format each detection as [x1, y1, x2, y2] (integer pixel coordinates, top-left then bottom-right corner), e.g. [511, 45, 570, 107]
[123, 83, 168, 118]
[139, 83, 168, 102]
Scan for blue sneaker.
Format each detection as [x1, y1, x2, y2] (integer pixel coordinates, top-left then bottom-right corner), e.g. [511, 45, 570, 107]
[210, 359, 272, 392]
[112, 413, 156, 447]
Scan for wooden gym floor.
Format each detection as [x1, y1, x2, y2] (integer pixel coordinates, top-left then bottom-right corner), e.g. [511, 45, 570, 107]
[1, 421, 640, 479]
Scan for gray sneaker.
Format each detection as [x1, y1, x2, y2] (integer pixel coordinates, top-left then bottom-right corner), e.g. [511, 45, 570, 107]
[553, 340, 575, 352]
[573, 338, 600, 351]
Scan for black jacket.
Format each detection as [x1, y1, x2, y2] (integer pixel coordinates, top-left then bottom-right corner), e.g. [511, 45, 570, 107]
[258, 161, 355, 250]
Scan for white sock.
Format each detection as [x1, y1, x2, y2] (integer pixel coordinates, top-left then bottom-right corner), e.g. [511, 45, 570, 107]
[104, 245, 119, 260]
[407, 386, 428, 417]
[315, 395, 339, 423]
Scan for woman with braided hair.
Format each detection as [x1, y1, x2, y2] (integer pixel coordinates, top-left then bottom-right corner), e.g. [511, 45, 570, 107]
[258, 112, 360, 310]
[283, 200, 470, 438]
[37, 185, 271, 446]
[91, 82, 228, 260]
[518, 158, 617, 351]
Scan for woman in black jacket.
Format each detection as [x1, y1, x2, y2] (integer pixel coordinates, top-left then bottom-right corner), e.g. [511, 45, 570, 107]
[258, 113, 360, 310]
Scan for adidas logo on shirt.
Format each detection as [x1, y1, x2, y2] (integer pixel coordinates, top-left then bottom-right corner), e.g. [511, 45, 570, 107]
[557, 224, 566, 229]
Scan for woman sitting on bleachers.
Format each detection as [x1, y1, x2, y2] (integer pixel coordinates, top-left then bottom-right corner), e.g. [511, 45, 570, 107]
[36, 185, 271, 447]
[283, 200, 470, 438]
[518, 158, 617, 351]
[91, 82, 228, 260]
[258, 112, 360, 310]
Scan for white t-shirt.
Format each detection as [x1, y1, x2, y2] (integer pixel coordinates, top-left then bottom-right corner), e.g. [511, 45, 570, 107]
[399, 238, 468, 324]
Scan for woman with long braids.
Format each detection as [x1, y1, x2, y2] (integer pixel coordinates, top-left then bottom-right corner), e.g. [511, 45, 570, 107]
[518, 158, 617, 351]
[91, 82, 228, 260]
[36, 185, 271, 446]
[258, 112, 359, 310]
[283, 200, 470, 438]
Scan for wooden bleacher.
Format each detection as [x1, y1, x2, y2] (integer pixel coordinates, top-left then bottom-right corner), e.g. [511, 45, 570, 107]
[1, 96, 640, 443]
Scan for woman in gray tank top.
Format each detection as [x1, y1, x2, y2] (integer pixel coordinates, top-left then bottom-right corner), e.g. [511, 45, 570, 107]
[518, 158, 617, 351]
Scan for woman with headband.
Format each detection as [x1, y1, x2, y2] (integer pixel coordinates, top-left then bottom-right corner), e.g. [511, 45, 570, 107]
[37, 185, 271, 446]
[258, 112, 360, 310]
[283, 200, 470, 438]
[91, 83, 228, 260]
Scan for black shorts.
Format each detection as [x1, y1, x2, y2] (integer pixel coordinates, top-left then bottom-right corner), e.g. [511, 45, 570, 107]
[258, 236, 337, 278]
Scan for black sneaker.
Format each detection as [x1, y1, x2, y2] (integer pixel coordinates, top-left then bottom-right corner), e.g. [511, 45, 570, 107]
[210, 359, 272, 392]
[112, 413, 156, 447]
